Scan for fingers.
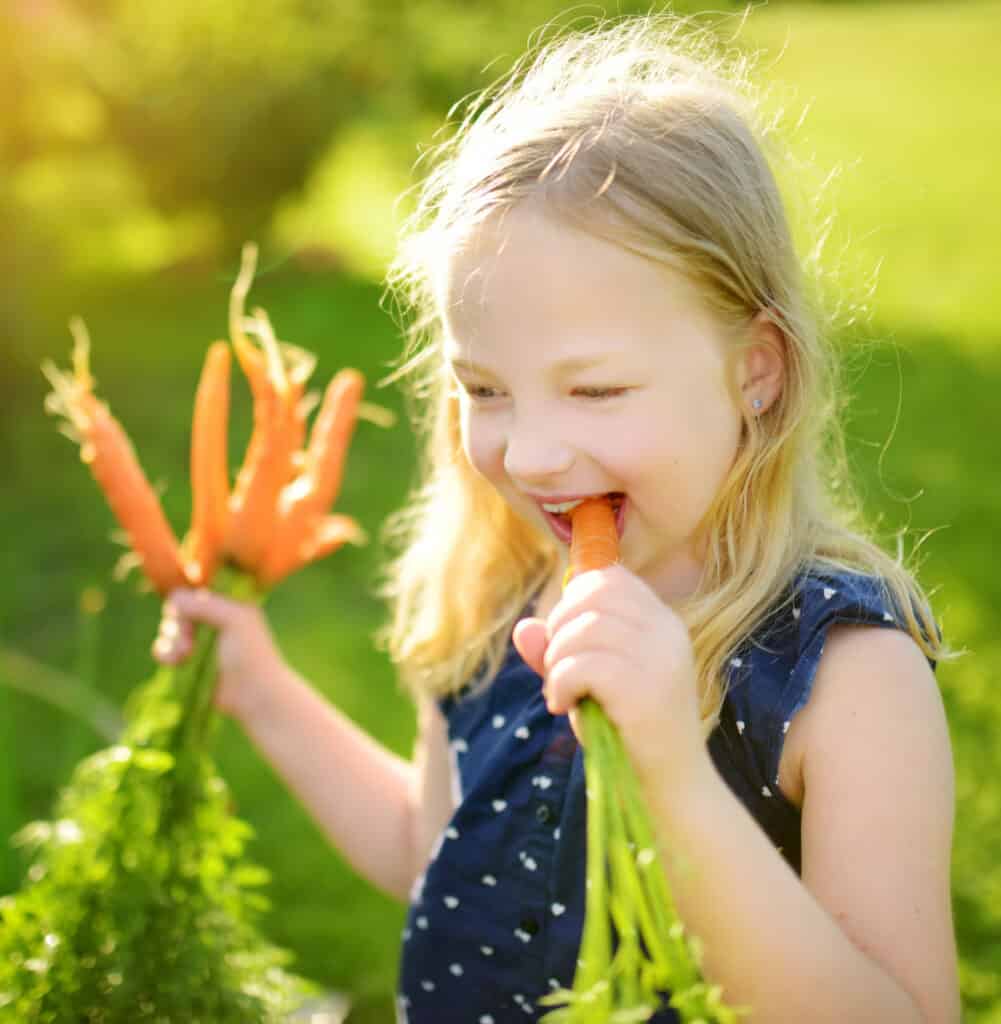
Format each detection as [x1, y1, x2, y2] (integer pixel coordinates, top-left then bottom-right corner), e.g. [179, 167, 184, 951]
[542, 609, 601, 676]
[536, 582, 618, 715]
[544, 649, 620, 717]
[512, 617, 548, 677]
[544, 566, 637, 640]
[153, 604, 193, 663]
[536, 565, 651, 717]
[165, 587, 245, 627]
[151, 587, 245, 664]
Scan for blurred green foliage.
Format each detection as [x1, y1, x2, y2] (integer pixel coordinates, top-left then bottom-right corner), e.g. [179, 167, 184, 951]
[1, 0, 998, 1020]
[2, 0, 730, 282]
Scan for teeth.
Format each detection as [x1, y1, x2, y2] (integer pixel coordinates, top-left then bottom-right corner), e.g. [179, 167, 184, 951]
[541, 498, 586, 514]
[540, 493, 623, 515]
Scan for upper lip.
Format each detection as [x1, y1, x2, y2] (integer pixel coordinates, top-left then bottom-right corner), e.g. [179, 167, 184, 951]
[526, 491, 622, 505]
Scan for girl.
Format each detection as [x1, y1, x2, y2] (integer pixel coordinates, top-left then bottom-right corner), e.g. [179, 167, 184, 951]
[154, 11, 961, 1022]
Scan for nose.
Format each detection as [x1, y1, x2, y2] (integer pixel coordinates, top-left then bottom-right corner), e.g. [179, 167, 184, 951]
[503, 422, 575, 484]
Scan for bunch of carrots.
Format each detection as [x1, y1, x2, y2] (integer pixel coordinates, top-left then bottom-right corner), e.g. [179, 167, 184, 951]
[44, 242, 373, 599]
[539, 498, 743, 1024]
[0, 245, 387, 1021]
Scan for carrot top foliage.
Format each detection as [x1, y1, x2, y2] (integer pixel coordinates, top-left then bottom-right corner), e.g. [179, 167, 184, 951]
[0, 571, 318, 1021]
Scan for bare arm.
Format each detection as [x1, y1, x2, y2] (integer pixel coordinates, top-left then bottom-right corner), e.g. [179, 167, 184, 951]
[645, 625, 960, 1023]
[155, 588, 457, 903]
[236, 659, 420, 901]
[409, 694, 460, 874]
[239, 673, 457, 903]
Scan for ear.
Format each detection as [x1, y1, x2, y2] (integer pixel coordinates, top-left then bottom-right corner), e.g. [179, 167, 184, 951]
[736, 310, 786, 415]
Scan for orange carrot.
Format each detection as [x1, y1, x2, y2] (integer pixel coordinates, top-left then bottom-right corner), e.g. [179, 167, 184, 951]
[184, 341, 231, 585]
[259, 369, 366, 585]
[246, 306, 315, 464]
[300, 368, 364, 514]
[261, 514, 366, 587]
[226, 385, 305, 569]
[226, 395, 278, 568]
[82, 396, 189, 595]
[224, 243, 281, 567]
[224, 252, 310, 570]
[225, 322, 285, 566]
[43, 324, 188, 596]
[569, 496, 619, 576]
[284, 342, 321, 465]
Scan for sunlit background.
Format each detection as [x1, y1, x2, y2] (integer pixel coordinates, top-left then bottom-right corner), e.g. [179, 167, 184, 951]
[2, 1, 999, 1019]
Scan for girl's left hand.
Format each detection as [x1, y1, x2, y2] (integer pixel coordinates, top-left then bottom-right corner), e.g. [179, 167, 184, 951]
[513, 563, 710, 795]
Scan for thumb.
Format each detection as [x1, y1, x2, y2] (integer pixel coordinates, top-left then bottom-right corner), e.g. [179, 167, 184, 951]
[512, 617, 548, 678]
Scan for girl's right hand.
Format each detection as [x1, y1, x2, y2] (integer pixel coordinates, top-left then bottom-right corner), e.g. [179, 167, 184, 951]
[152, 588, 285, 723]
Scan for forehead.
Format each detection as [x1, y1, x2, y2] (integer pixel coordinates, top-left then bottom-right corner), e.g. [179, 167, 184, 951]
[440, 204, 724, 356]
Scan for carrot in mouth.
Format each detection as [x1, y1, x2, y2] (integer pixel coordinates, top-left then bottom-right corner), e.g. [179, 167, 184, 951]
[568, 495, 619, 576]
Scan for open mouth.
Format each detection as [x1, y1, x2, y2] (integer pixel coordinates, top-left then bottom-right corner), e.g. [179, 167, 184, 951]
[542, 492, 626, 545]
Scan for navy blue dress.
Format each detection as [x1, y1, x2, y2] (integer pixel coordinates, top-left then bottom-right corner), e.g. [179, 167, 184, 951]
[395, 566, 937, 1022]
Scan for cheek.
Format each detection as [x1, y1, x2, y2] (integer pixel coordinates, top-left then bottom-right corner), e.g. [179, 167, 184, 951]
[459, 412, 501, 477]
[683, 394, 743, 495]
[629, 394, 739, 509]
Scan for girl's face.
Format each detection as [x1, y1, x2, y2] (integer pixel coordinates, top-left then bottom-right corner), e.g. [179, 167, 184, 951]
[442, 202, 748, 604]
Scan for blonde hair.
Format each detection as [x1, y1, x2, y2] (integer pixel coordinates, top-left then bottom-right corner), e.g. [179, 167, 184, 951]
[373, 10, 954, 728]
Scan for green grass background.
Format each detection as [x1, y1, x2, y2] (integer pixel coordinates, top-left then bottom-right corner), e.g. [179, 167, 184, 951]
[2, 2, 999, 1020]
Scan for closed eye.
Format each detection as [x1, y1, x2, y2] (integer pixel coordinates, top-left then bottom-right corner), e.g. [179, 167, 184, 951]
[456, 383, 629, 402]
[572, 386, 629, 400]
[461, 384, 502, 401]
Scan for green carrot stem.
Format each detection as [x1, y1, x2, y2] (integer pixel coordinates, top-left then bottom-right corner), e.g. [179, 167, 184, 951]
[591, 706, 704, 994]
[603, 771, 671, 980]
[183, 567, 264, 750]
[184, 628, 221, 750]
[170, 621, 220, 756]
[617, 761, 697, 985]
[578, 698, 612, 995]
[607, 848, 641, 1006]
[617, 766, 728, 1023]
[601, 748, 669, 1013]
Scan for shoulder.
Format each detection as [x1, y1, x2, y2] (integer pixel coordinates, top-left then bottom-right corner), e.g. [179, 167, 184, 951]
[725, 567, 926, 802]
[790, 620, 950, 793]
[781, 564, 944, 779]
[790, 567, 904, 642]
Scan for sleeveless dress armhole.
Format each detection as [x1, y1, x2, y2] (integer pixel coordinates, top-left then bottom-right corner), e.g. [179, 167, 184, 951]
[765, 570, 940, 802]
[709, 568, 942, 874]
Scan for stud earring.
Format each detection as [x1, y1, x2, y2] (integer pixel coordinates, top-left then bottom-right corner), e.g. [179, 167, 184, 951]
[752, 398, 763, 412]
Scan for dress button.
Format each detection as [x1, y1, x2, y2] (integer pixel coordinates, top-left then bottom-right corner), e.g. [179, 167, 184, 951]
[535, 803, 552, 824]
[519, 917, 540, 936]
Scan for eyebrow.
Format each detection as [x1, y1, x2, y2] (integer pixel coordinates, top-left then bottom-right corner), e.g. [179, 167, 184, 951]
[447, 355, 611, 375]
